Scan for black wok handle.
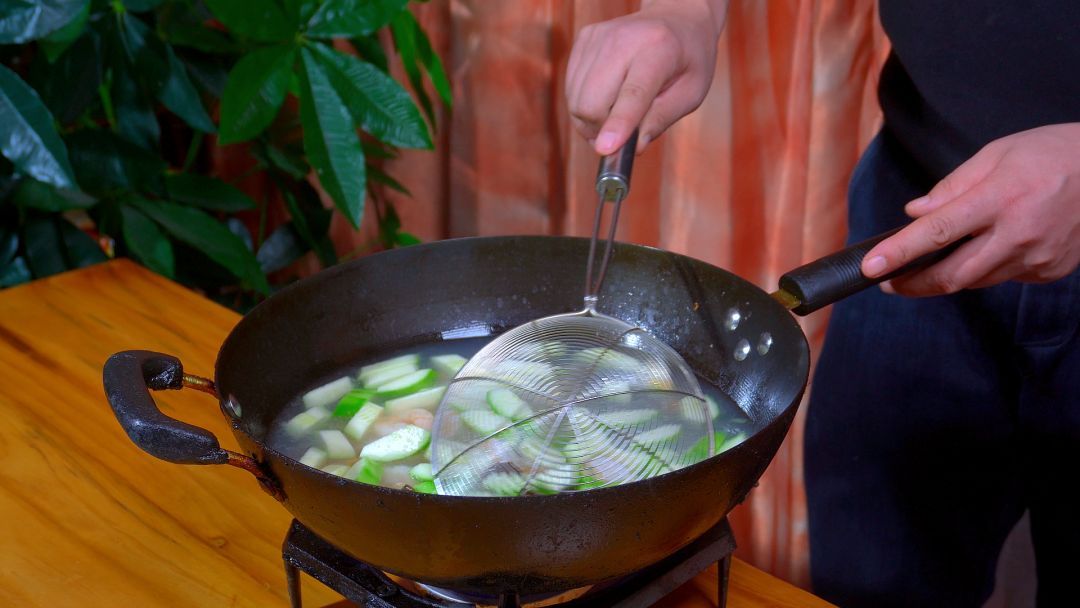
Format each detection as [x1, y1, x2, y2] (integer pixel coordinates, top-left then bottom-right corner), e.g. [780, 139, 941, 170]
[103, 350, 283, 499]
[778, 227, 967, 316]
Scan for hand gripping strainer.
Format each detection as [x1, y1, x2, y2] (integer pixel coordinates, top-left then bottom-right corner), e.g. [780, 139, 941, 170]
[430, 132, 715, 496]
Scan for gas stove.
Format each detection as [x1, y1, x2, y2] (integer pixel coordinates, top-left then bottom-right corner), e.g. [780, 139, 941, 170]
[282, 518, 734, 608]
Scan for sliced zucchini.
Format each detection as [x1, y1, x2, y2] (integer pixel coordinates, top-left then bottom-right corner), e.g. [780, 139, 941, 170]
[490, 360, 554, 380]
[344, 402, 384, 441]
[319, 430, 356, 460]
[486, 388, 533, 421]
[684, 431, 728, 463]
[597, 408, 659, 428]
[298, 446, 327, 468]
[576, 474, 606, 490]
[573, 347, 640, 371]
[594, 380, 632, 404]
[412, 480, 437, 494]
[460, 410, 510, 436]
[374, 368, 437, 399]
[632, 424, 682, 448]
[706, 396, 722, 420]
[533, 464, 579, 494]
[333, 389, 374, 418]
[721, 432, 747, 451]
[409, 462, 434, 483]
[384, 386, 445, 415]
[302, 376, 354, 409]
[431, 354, 467, 377]
[321, 463, 350, 477]
[346, 457, 383, 485]
[483, 472, 526, 496]
[357, 354, 420, 384]
[360, 425, 431, 462]
[518, 438, 567, 467]
[285, 406, 330, 436]
[362, 360, 420, 389]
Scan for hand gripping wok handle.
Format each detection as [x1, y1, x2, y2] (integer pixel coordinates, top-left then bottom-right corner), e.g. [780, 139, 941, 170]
[102, 351, 283, 499]
[778, 227, 967, 316]
[596, 130, 640, 201]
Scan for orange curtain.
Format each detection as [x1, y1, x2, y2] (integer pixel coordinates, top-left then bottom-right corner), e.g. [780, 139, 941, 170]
[324, 0, 889, 589]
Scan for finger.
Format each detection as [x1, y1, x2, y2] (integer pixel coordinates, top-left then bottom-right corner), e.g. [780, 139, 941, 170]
[637, 76, 706, 152]
[904, 148, 998, 218]
[883, 234, 1002, 296]
[571, 50, 632, 146]
[595, 56, 671, 155]
[571, 116, 600, 142]
[566, 27, 597, 117]
[861, 181, 997, 278]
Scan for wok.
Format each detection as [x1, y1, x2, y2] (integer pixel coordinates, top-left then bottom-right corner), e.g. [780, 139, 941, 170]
[103, 232, 949, 596]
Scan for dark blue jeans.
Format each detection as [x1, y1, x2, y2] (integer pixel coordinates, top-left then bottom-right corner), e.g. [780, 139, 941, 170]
[805, 130, 1080, 607]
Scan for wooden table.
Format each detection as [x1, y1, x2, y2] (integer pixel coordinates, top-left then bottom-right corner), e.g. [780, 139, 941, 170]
[0, 260, 831, 607]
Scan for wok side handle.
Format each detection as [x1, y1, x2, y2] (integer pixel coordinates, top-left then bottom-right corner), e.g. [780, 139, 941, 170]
[103, 350, 283, 500]
[778, 227, 967, 316]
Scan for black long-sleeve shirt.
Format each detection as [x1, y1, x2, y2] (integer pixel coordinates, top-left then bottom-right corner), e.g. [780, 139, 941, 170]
[877, 1, 1080, 183]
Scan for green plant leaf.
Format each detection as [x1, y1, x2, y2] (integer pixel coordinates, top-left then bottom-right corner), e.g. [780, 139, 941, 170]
[57, 217, 107, 268]
[181, 52, 230, 98]
[411, 11, 451, 107]
[307, 42, 430, 149]
[123, 0, 165, 11]
[160, 43, 216, 132]
[22, 217, 67, 277]
[0, 256, 31, 287]
[36, 25, 101, 125]
[367, 164, 409, 195]
[65, 129, 165, 195]
[258, 142, 308, 179]
[277, 177, 335, 267]
[256, 221, 307, 274]
[12, 178, 96, 211]
[218, 44, 295, 144]
[39, 0, 90, 62]
[298, 46, 366, 228]
[350, 34, 388, 73]
[204, 0, 294, 42]
[129, 197, 269, 293]
[306, 0, 407, 39]
[162, 19, 237, 53]
[0, 0, 88, 44]
[164, 173, 256, 211]
[0, 64, 76, 189]
[361, 139, 397, 159]
[112, 57, 161, 149]
[283, 0, 318, 24]
[394, 231, 421, 247]
[389, 10, 433, 126]
[0, 225, 18, 268]
[118, 14, 215, 133]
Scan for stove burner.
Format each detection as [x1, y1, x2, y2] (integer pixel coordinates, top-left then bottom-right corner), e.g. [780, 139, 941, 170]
[282, 518, 734, 608]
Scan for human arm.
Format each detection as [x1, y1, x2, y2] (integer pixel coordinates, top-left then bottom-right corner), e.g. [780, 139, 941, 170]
[862, 123, 1080, 295]
[565, 0, 729, 155]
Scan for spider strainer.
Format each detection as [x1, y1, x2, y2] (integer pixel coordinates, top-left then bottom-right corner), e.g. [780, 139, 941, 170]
[430, 133, 714, 496]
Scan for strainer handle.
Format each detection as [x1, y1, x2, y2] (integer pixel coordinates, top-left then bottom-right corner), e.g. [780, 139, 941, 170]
[596, 130, 639, 202]
[585, 131, 639, 304]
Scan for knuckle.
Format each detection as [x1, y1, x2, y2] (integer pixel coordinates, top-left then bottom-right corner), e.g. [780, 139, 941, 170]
[619, 81, 649, 100]
[930, 272, 960, 295]
[926, 215, 956, 247]
[1025, 246, 1057, 271]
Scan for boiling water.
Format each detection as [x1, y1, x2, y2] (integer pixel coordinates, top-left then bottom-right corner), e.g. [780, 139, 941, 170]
[266, 337, 754, 492]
